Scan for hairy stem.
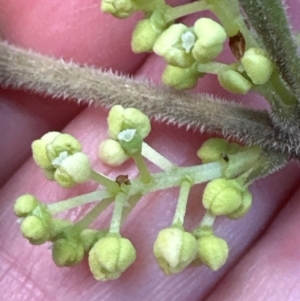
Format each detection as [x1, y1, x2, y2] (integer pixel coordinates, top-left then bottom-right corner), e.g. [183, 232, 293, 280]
[238, 0, 300, 134]
[239, 0, 300, 103]
[0, 41, 300, 159]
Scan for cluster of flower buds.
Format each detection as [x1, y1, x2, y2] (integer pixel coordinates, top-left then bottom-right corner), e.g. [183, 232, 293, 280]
[102, 0, 274, 93]
[14, 105, 271, 280]
[99, 105, 151, 166]
[31, 132, 91, 188]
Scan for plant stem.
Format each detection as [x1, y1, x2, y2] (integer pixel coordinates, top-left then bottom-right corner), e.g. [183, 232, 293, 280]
[128, 162, 222, 196]
[48, 190, 113, 214]
[109, 192, 128, 234]
[164, 1, 209, 23]
[1, 41, 300, 158]
[141, 142, 175, 171]
[172, 179, 192, 226]
[75, 198, 114, 231]
[132, 153, 152, 183]
[199, 211, 216, 228]
[90, 170, 120, 192]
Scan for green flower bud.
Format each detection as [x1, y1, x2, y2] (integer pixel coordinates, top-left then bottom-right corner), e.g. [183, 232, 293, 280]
[162, 64, 200, 90]
[20, 215, 50, 245]
[52, 238, 85, 267]
[80, 229, 108, 252]
[227, 189, 252, 219]
[31, 131, 60, 169]
[203, 178, 249, 216]
[107, 105, 151, 140]
[88, 236, 136, 281]
[153, 227, 198, 275]
[54, 152, 91, 188]
[107, 105, 125, 139]
[118, 129, 143, 155]
[241, 48, 273, 85]
[14, 194, 39, 217]
[123, 107, 151, 139]
[192, 18, 227, 63]
[101, 0, 137, 18]
[153, 24, 195, 68]
[46, 133, 82, 162]
[197, 138, 241, 164]
[98, 139, 129, 166]
[197, 234, 229, 271]
[132, 19, 162, 53]
[132, 4, 174, 52]
[218, 68, 252, 94]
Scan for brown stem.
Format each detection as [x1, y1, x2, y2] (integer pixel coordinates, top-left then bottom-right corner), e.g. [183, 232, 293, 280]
[0, 40, 299, 159]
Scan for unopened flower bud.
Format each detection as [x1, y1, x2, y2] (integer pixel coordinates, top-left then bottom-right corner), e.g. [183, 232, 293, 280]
[218, 68, 252, 94]
[241, 48, 273, 85]
[197, 234, 229, 271]
[162, 64, 200, 89]
[88, 236, 136, 281]
[101, 0, 137, 18]
[98, 139, 128, 166]
[227, 189, 252, 219]
[197, 138, 241, 163]
[203, 178, 249, 216]
[52, 238, 85, 267]
[192, 18, 227, 63]
[46, 133, 82, 162]
[20, 215, 50, 245]
[123, 108, 151, 139]
[80, 229, 108, 252]
[132, 19, 162, 53]
[107, 105, 151, 140]
[153, 24, 195, 68]
[153, 227, 198, 275]
[14, 194, 39, 217]
[54, 152, 91, 188]
[31, 131, 60, 169]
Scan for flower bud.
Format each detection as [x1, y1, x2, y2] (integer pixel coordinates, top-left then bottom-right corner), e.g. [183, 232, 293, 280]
[88, 236, 136, 281]
[52, 238, 85, 267]
[46, 133, 82, 162]
[162, 64, 200, 89]
[227, 189, 252, 219]
[14, 194, 39, 217]
[107, 105, 151, 140]
[80, 229, 107, 252]
[197, 234, 229, 271]
[203, 178, 249, 216]
[31, 131, 60, 169]
[241, 48, 273, 85]
[107, 105, 125, 139]
[123, 108, 151, 139]
[192, 18, 227, 63]
[218, 68, 252, 94]
[101, 0, 136, 18]
[131, 19, 162, 53]
[153, 24, 195, 68]
[153, 227, 198, 275]
[197, 138, 241, 163]
[54, 152, 91, 188]
[98, 139, 128, 166]
[20, 215, 50, 245]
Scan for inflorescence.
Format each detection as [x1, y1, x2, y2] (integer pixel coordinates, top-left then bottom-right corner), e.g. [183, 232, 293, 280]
[13, 0, 287, 281]
[15, 105, 272, 281]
